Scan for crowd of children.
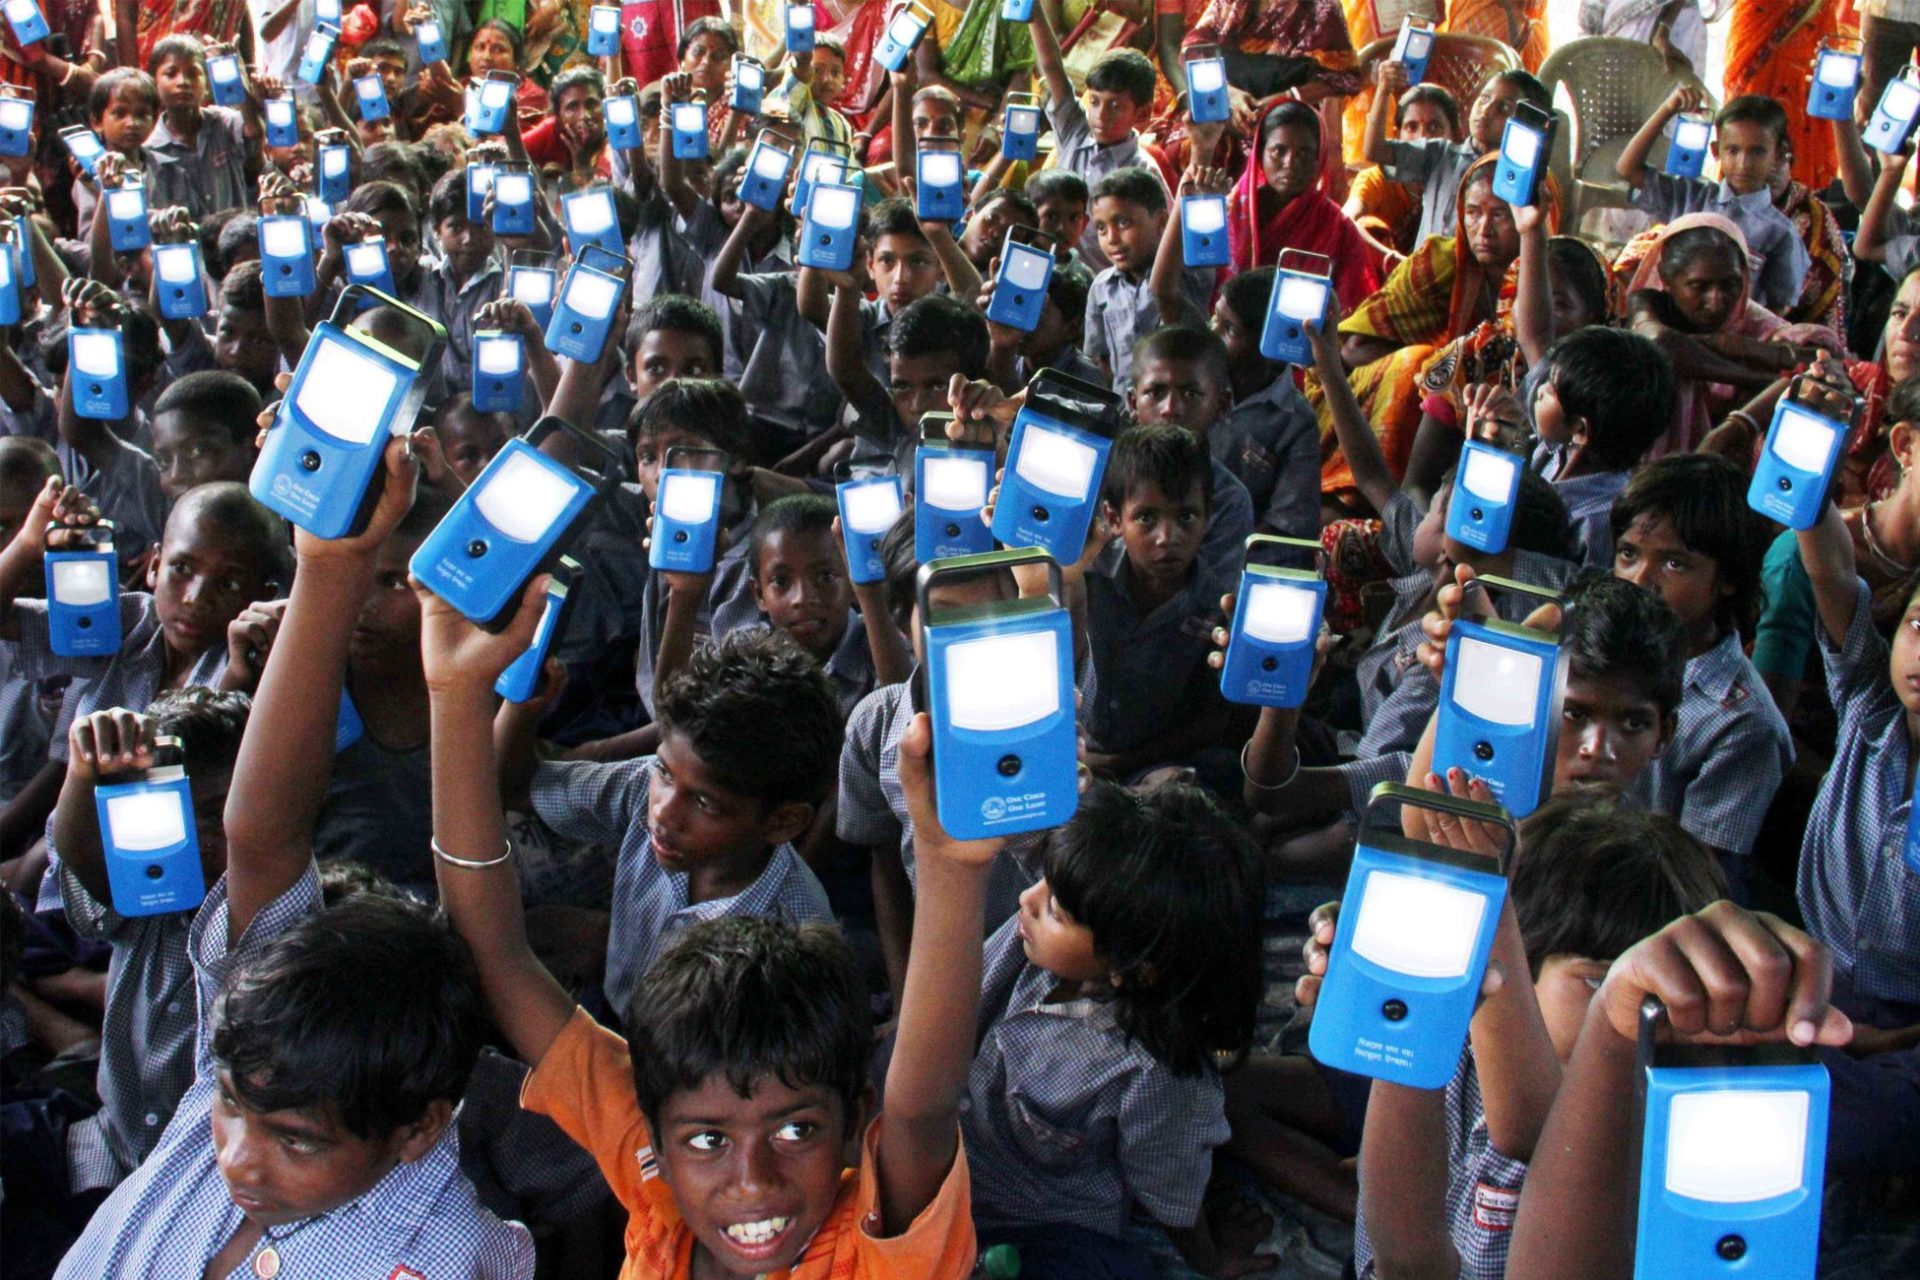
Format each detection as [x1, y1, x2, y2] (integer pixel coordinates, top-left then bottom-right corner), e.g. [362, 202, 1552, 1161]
[2, 2, 1918, 1277]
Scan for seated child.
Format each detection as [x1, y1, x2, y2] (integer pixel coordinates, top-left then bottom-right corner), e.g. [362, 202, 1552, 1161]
[743, 494, 884, 720]
[985, 253, 1103, 393]
[148, 371, 260, 504]
[832, 293, 991, 480]
[432, 392, 513, 488]
[1210, 268, 1321, 540]
[1124, 325, 1255, 577]
[1027, 168, 1094, 285]
[143, 35, 249, 222]
[208, 262, 280, 402]
[1345, 82, 1459, 258]
[709, 198, 840, 457]
[1086, 167, 1211, 398]
[809, 196, 966, 394]
[1366, 62, 1549, 246]
[958, 188, 1039, 276]
[73, 69, 159, 241]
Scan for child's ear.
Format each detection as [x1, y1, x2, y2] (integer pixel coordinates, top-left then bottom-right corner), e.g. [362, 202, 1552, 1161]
[1891, 420, 1918, 471]
[1568, 415, 1593, 448]
[391, 1097, 456, 1165]
[144, 547, 160, 592]
[761, 799, 814, 847]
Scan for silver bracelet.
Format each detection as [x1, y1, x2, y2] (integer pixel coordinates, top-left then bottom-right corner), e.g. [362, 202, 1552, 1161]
[432, 836, 513, 869]
[1240, 740, 1301, 792]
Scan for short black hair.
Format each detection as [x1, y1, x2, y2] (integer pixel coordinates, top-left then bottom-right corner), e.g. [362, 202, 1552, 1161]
[1546, 235, 1611, 325]
[1103, 421, 1211, 514]
[549, 65, 605, 109]
[90, 68, 159, 121]
[1609, 453, 1766, 637]
[359, 142, 423, 195]
[1046, 780, 1264, 1076]
[653, 629, 843, 809]
[627, 916, 870, 1136]
[625, 293, 724, 371]
[974, 187, 1037, 225]
[1046, 263, 1089, 328]
[1090, 165, 1166, 217]
[345, 178, 416, 223]
[360, 36, 405, 62]
[210, 893, 486, 1139]
[1085, 47, 1156, 107]
[867, 195, 929, 246]
[153, 371, 262, 448]
[43, 303, 166, 391]
[1398, 82, 1460, 133]
[147, 32, 205, 73]
[677, 15, 738, 58]
[213, 212, 258, 278]
[629, 378, 753, 458]
[0, 436, 59, 490]
[891, 295, 989, 379]
[220, 259, 265, 313]
[1717, 94, 1790, 149]
[1539, 328, 1675, 470]
[1220, 266, 1273, 332]
[144, 686, 250, 777]
[1026, 169, 1089, 209]
[1512, 791, 1727, 973]
[1131, 323, 1229, 393]
[1491, 68, 1551, 112]
[1561, 573, 1688, 717]
[750, 493, 837, 578]
[426, 168, 469, 227]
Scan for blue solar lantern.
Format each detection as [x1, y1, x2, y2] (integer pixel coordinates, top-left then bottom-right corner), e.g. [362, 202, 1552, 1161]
[472, 330, 525, 414]
[797, 173, 863, 271]
[1633, 998, 1830, 1280]
[544, 244, 629, 362]
[251, 288, 446, 537]
[0, 223, 20, 326]
[792, 138, 851, 218]
[1309, 782, 1514, 1089]
[104, 177, 150, 254]
[317, 139, 352, 202]
[1220, 535, 1327, 708]
[1867, 68, 1920, 154]
[1001, 0, 1033, 20]
[497, 557, 581, 703]
[412, 418, 619, 630]
[258, 205, 316, 297]
[1392, 17, 1435, 85]
[740, 130, 796, 211]
[1748, 375, 1861, 531]
[491, 162, 536, 236]
[96, 734, 206, 917]
[1492, 101, 1554, 208]
[1445, 439, 1526, 555]
[786, 0, 816, 53]
[263, 95, 298, 149]
[562, 186, 623, 257]
[669, 96, 710, 160]
[649, 446, 730, 575]
[1182, 193, 1230, 268]
[44, 520, 119, 657]
[915, 134, 966, 222]
[915, 413, 996, 561]
[732, 54, 766, 115]
[984, 225, 1057, 332]
[2, 0, 49, 44]
[304, 195, 331, 234]
[465, 157, 496, 221]
[59, 124, 104, 178]
[1807, 40, 1861, 121]
[335, 689, 363, 752]
[604, 87, 643, 150]
[508, 251, 558, 329]
[1432, 576, 1567, 819]
[69, 325, 127, 421]
[1003, 92, 1041, 161]
[874, 1, 934, 73]
[1185, 46, 1229, 124]
[152, 241, 208, 321]
[353, 73, 391, 123]
[343, 235, 397, 295]
[470, 71, 517, 136]
[1663, 113, 1712, 180]
[296, 23, 340, 86]
[207, 50, 246, 105]
[1259, 248, 1333, 365]
[918, 548, 1078, 838]
[415, 15, 448, 63]
[586, 3, 620, 56]
[838, 474, 905, 584]
[990, 367, 1124, 562]
[0, 93, 32, 156]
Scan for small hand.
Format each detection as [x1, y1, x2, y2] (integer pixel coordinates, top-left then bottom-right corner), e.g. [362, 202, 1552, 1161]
[223, 597, 290, 690]
[67, 707, 157, 783]
[1294, 899, 1339, 1009]
[1375, 60, 1410, 96]
[415, 570, 552, 690]
[1663, 83, 1709, 119]
[896, 711, 1005, 868]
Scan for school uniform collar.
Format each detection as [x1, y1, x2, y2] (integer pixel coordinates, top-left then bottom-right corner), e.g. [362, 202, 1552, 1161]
[1230, 375, 1296, 415]
[1716, 182, 1774, 214]
[1110, 553, 1209, 631]
[1008, 956, 1117, 1023]
[1686, 629, 1746, 703]
[668, 842, 805, 920]
[144, 111, 202, 150]
[826, 608, 869, 678]
[427, 251, 504, 296]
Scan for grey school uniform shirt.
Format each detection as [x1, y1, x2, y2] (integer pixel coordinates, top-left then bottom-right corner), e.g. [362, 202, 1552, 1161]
[1630, 171, 1810, 314]
[1081, 555, 1231, 759]
[1086, 265, 1214, 402]
[1044, 94, 1169, 272]
[1382, 137, 1482, 243]
[1214, 374, 1321, 538]
[143, 107, 249, 223]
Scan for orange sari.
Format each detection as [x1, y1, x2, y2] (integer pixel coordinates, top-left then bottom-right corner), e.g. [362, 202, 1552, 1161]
[1726, 0, 1844, 188]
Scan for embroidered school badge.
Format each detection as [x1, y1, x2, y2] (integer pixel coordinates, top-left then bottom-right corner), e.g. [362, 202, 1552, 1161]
[636, 1144, 660, 1181]
[1472, 1182, 1519, 1231]
[387, 1267, 426, 1280]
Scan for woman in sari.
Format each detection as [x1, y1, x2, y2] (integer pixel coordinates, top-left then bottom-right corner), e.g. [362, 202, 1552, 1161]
[1227, 99, 1381, 304]
[465, 18, 550, 123]
[1726, 0, 1844, 188]
[1769, 134, 1850, 333]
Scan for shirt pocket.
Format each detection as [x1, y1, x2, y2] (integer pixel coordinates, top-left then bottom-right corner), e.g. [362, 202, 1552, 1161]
[1005, 1091, 1091, 1172]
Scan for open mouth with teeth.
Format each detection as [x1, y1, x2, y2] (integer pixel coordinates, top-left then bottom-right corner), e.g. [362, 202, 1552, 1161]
[721, 1215, 796, 1259]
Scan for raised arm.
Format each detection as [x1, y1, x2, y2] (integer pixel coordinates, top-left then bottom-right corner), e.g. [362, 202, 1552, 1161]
[711, 200, 775, 300]
[1363, 61, 1410, 167]
[1796, 487, 1863, 648]
[0, 480, 92, 637]
[1854, 148, 1908, 264]
[1511, 201, 1553, 365]
[52, 708, 158, 905]
[1309, 308, 1398, 515]
[923, 219, 982, 308]
[656, 72, 705, 221]
[1027, 0, 1074, 109]
[1832, 113, 1876, 209]
[1151, 136, 1225, 326]
[827, 278, 894, 421]
[1616, 84, 1706, 189]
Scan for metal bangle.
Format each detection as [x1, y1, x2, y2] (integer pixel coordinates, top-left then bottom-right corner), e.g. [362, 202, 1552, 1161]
[431, 836, 513, 869]
[1240, 740, 1301, 792]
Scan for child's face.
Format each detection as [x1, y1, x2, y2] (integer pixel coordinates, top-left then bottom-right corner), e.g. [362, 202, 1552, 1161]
[656, 1071, 856, 1276]
[1397, 99, 1454, 142]
[1131, 355, 1230, 437]
[1612, 514, 1727, 643]
[1091, 196, 1163, 276]
[1889, 592, 1920, 718]
[869, 232, 940, 313]
[150, 410, 252, 502]
[372, 52, 408, 101]
[751, 527, 852, 661]
[215, 306, 280, 395]
[634, 425, 724, 507]
[1533, 953, 1610, 1062]
[153, 55, 205, 115]
[1553, 668, 1672, 792]
[1106, 478, 1206, 590]
[888, 350, 963, 428]
[911, 96, 959, 141]
[435, 403, 509, 488]
[1467, 79, 1525, 152]
[1082, 87, 1141, 146]
[0, 474, 50, 546]
[468, 26, 517, 76]
[1210, 293, 1257, 366]
[628, 328, 719, 408]
[1531, 376, 1579, 447]
[1034, 195, 1087, 259]
[1015, 876, 1107, 982]
[357, 115, 396, 147]
[348, 533, 423, 672]
[368, 204, 422, 286]
[681, 32, 733, 95]
[146, 510, 273, 659]
[1023, 294, 1073, 361]
[1547, 263, 1601, 338]
[648, 729, 799, 880]
[434, 212, 494, 281]
[1260, 120, 1319, 202]
[190, 765, 233, 883]
[809, 48, 846, 104]
[1711, 120, 1780, 197]
[95, 84, 158, 152]
[960, 197, 1020, 268]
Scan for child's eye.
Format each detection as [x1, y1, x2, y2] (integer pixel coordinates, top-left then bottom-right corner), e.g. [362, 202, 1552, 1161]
[687, 1130, 727, 1152]
[774, 1121, 815, 1143]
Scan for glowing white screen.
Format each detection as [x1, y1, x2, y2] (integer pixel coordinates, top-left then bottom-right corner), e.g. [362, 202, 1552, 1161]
[810, 185, 857, 228]
[346, 243, 387, 277]
[1461, 446, 1519, 502]
[751, 145, 791, 179]
[1887, 78, 1920, 122]
[155, 245, 197, 283]
[475, 450, 578, 542]
[356, 76, 383, 101]
[322, 147, 348, 175]
[1665, 1090, 1809, 1203]
[1002, 244, 1050, 289]
[210, 56, 239, 83]
[1241, 581, 1317, 644]
[920, 152, 962, 185]
[843, 481, 903, 533]
[71, 332, 119, 376]
[293, 337, 400, 445]
[567, 191, 614, 233]
[1188, 59, 1225, 92]
[1819, 53, 1859, 87]
[1276, 275, 1329, 321]
[0, 100, 29, 129]
[1452, 634, 1543, 726]
[1351, 869, 1488, 978]
[1013, 424, 1097, 500]
[51, 558, 111, 604]
[265, 99, 294, 127]
[1185, 196, 1226, 234]
[260, 217, 308, 257]
[511, 269, 554, 306]
[945, 630, 1060, 731]
[105, 789, 187, 851]
[591, 5, 619, 31]
[477, 337, 520, 375]
[1771, 404, 1840, 473]
[493, 172, 532, 206]
[106, 188, 144, 220]
[672, 103, 705, 133]
[659, 471, 720, 523]
[563, 269, 619, 318]
[922, 454, 989, 510]
[1501, 125, 1541, 166]
[1008, 108, 1039, 133]
[606, 96, 636, 125]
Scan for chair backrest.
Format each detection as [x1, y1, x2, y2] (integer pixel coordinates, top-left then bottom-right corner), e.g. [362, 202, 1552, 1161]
[1538, 36, 1702, 176]
[1356, 30, 1522, 122]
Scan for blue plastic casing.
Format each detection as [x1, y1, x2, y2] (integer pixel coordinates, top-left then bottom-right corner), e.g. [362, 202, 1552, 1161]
[605, 90, 643, 151]
[990, 367, 1123, 561]
[1181, 193, 1230, 267]
[797, 176, 863, 272]
[258, 212, 316, 297]
[1867, 70, 1920, 154]
[0, 227, 19, 326]
[1748, 379, 1858, 531]
[544, 244, 629, 362]
[1220, 535, 1326, 708]
[354, 74, 391, 122]
[916, 142, 966, 221]
[914, 416, 996, 561]
[837, 475, 905, 584]
[317, 141, 352, 202]
[731, 55, 765, 114]
[740, 132, 794, 210]
[919, 550, 1079, 839]
[470, 72, 516, 135]
[69, 327, 127, 421]
[153, 241, 210, 320]
[208, 51, 246, 104]
[1433, 615, 1565, 818]
[1259, 254, 1332, 365]
[0, 95, 32, 156]
[1445, 440, 1525, 555]
[670, 99, 709, 159]
[97, 758, 204, 917]
[415, 16, 448, 63]
[649, 447, 729, 574]
[497, 560, 580, 702]
[466, 159, 496, 221]
[562, 186, 624, 257]
[1186, 53, 1229, 124]
[874, 2, 931, 72]
[786, 1, 815, 53]
[491, 165, 536, 236]
[1808, 46, 1861, 121]
[508, 257, 557, 329]
[10, 215, 29, 290]
[1003, 97, 1041, 161]
[59, 125, 104, 177]
[586, 4, 620, 55]
[1664, 114, 1712, 179]
[1001, 0, 1033, 19]
[1392, 18, 1434, 84]
[44, 523, 119, 656]
[792, 141, 850, 218]
[104, 181, 150, 253]
[335, 689, 363, 752]
[1491, 102, 1553, 208]
[1309, 783, 1512, 1089]
[985, 229, 1055, 332]
[412, 419, 617, 629]
[2, 0, 49, 45]
[251, 288, 445, 537]
[472, 330, 525, 413]
[264, 96, 298, 149]
[343, 236, 397, 295]
[296, 23, 339, 85]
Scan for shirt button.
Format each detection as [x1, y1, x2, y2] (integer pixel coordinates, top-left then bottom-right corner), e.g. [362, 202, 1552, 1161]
[166, 1001, 181, 1014]
[145, 1112, 159, 1126]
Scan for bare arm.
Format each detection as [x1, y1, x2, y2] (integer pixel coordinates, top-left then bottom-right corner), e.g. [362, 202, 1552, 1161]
[827, 280, 894, 421]
[1363, 62, 1409, 167]
[711, 202, 775, 300]
[656, 72, 703, 220]
[1617, 84, 1704, 189]
[1833, 114, 1876, 209]
[1027, 0, 1074, 109]
[1156, 12, 1187, 99]
[1797, 493, 1862, 648]
[923, 220, 982, 308]
[1854, 149, 1908, 264]
[1311, 316, 1399, 515]
[852, 578, 914, 687]
[1511, 203, 1552, 366]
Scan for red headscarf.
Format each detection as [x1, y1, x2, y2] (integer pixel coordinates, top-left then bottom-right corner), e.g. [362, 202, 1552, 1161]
[1226, 99, 1381, 309]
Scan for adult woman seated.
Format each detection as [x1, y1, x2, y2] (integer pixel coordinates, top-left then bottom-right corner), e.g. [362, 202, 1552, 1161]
[1226, 100, 1380, 304]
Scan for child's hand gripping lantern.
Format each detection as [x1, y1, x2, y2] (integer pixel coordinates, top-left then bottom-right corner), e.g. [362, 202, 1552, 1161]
[472, 329, 525, 414]
[732, 55, 766, 115]
[915, 134, 966, 222]
[1182, 192, 1230, 268]
[1445, 438, 1527, 555]
[586, 3, 621, 56]
[250, 287, 446, 537]
[740, 129, 795, 211]
[0, 91, 33, 156]
[1867, 67, 1920, 154]
[207, 49, 246, 104]
[1747, 374, 1861, 531]
[649, 446, 730, 575]
[917, 548, 1079, 839]
[990, 367, 1124, 563]
[1632, 998, 1830, 1280]
[984, 225, 1057, 332]
[104, 175, 151, 254]
[874, 1, 934, 73]
[1308, 782, 1514, 1088]
[915, 412, 996, 561]
[508, 250, 559, 329]
[96, 733, 207, 917]
[411, 418, 619, 630]
[1220, 535, 1327, 708]
[1002, 93, 1041, 161]
[59, 124, 104, 178]
[69, 322, 128, 421]
[1259, 248, 1333, 365]
[465, 156, 497, 221]
[1392, 17, 1435, 85]
[561, 185, 623, 257]
[1432, 575, 1568, 819]
[1491, 101, 1555, 209]
[296, 22, 340, 86]
[2, 0, 49, 45]
[1185, 45, 1230, 125]
[44, 520, 119, 657]
[1663, 113, 1713, 179]
[491, 161, 536, 236]
[1807, 40, 1862, 122]
[543, 243, 630, 363]
[497, 556, 581, 703]
[798, 172, 863, 272]
[670, 95, 710, 160]
[343, 234, 397, 295]
[838, 474, 906, 584]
